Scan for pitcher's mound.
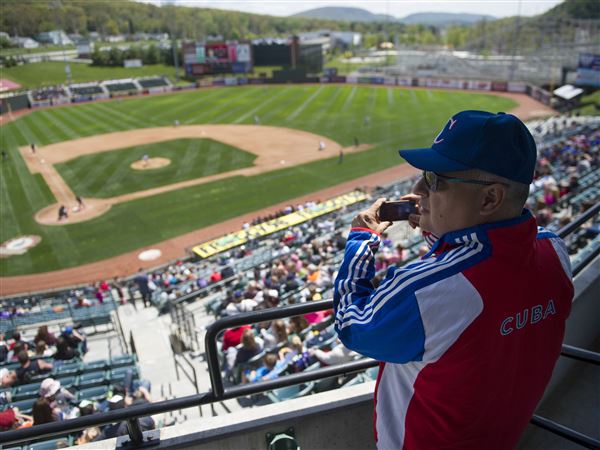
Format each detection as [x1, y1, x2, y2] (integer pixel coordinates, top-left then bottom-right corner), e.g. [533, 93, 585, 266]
[131, 157, 171, 170]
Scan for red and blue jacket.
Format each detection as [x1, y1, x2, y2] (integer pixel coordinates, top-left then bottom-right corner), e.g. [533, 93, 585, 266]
[334, 210, 573, 450]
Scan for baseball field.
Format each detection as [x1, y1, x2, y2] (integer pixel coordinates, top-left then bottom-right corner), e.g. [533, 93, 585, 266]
[0, 84, 519, 278]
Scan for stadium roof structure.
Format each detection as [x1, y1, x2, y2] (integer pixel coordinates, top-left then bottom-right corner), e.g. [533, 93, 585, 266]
[553, 84, 584, 100]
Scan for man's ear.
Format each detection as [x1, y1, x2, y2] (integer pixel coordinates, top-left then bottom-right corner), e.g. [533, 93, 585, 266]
[480, 184, 506, 216]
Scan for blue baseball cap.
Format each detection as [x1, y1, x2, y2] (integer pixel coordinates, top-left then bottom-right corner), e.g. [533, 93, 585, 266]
[398, 110, 537, 184]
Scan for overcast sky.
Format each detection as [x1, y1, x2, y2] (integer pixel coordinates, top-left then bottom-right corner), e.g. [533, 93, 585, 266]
[136, 0, 565, 19]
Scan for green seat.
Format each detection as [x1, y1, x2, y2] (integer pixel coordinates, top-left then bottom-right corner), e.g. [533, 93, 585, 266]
[9, 398, 36, 415]
[109, 366, 137, 383]
[82, 359, 107, 372]
[312, 376, 340, 393]
[365, 366, 379, 380]
[266, 382, 315, 403]
[53, 362, 81, 376]
[341, 374, 366, 388]
[110, 354, 136, 368]
[77, 371, 106, 389]
[13, 382, 41, 401]
[56, 375, 76, 390]
[76, 385, 109, 402]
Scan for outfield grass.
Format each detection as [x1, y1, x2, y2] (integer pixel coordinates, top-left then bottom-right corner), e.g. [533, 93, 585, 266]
[2, 61, 284, 89]
[55, 138, 256, 198]
[573, 91, 600, 116]
[2, 62, 179, 89]
[0, 85, 516, 275]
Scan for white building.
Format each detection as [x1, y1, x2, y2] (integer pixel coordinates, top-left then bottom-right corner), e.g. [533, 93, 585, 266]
[11, 37, 39, 49]
[36, 30, 73, 46]
[331, 31, 362, 47]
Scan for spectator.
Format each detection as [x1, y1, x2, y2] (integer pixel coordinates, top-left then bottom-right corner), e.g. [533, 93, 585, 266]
[288, 316, 309, 336]
[35, 341, 53, 357]
[0, 368, 17, 389]
[310, 341, 358, 366]
[39, 378, 77, 420]
[234, 329, 263, 366]
[77, 427, 101, 445]
[94, 395, 155, 441]
[32, 398, 55, 425]
[16, 351, 52, 383]
[0, 407, 33, 431]
[34, 326, 58, 347]
[246, 353, 280, 383]
[61, 326, 87, 354]
[134, 269, 153, 308]
[260, 320, 288, 350]
[53, 337, 79, 361]
[222, 325, 251, 352]
[0, 333, 8, 362]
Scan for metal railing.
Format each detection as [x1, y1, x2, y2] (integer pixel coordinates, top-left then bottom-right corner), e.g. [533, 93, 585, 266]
[1, 204, 599, 448]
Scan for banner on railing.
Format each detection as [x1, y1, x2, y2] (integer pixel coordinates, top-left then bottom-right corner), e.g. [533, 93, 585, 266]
[191, 190, 369, 258]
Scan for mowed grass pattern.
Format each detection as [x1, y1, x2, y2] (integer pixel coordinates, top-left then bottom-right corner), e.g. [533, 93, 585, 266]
[0, 85, 516, 275]
[55, 139, 256, 198]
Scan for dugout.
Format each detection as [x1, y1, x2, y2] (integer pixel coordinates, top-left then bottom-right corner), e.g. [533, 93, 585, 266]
[0, 92, 30, 115]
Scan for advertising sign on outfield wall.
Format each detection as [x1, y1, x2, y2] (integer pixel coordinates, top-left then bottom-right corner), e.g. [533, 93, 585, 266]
[192, 191, 369, 258]
[467, 80, 492, 91]
[396, 77, 412, 86]
[491, 81, 508, 92]
[507, 82, 527, 92]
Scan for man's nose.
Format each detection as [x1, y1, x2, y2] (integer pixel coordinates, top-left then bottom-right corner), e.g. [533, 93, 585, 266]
[413, 176, 428, 196]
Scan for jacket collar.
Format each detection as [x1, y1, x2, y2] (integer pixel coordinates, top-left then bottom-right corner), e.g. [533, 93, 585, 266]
[428, 209, 535, 256]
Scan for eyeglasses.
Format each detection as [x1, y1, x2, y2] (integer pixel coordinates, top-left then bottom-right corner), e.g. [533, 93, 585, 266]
[422, 170, 508, 192]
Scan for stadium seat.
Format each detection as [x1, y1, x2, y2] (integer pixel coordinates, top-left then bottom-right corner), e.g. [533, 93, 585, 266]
[53, 362, 81, 377]
[76, 371, 107, 389]
[341, 374, 366, 388]
[312, 376, 340, 394]
[28, 436, 72, 450]
[57, 376, 76, 390]
[266, 382, 314, 403]
[12, 381, 42, 402]
[365, 366, 379, 381]
[76, 385, 109, 403]
[9, 398, 36, 415]
[82, 359, 108, 373]
[109, 366, 138, 384]
[109, 354, 136, 368]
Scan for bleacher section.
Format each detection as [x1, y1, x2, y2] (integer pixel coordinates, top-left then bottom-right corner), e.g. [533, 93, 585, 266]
[68, 83, 109, 102]
[100, 79, 140, 97]
[137, 77, 172, 94]
[1, 301, 116, 337]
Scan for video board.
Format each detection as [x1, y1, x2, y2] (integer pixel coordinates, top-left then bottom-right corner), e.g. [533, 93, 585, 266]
[576, 53, 600, 87]
[183, 42, 253, 76]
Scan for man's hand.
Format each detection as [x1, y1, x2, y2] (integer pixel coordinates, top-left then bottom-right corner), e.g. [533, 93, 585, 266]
[351, 198, 392, 234]
[400, 193, 422, 230]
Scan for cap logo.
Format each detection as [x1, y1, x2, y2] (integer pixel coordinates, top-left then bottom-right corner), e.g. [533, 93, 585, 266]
[433, 117, 457, 145]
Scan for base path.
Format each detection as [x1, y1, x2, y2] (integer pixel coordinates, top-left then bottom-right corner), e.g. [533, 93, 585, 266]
[1, 92, 554, 295]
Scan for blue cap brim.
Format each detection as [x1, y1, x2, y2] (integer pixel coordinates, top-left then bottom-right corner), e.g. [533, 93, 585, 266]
[398, 147, 471, 173]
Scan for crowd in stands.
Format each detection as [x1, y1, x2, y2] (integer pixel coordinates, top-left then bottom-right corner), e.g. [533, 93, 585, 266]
[526, 117, 600, 259]
[30, 86, 69, 102]
[0, 324, 156, 445]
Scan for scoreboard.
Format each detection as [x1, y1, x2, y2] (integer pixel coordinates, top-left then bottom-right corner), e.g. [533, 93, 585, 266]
[183, 42, 253, 76]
